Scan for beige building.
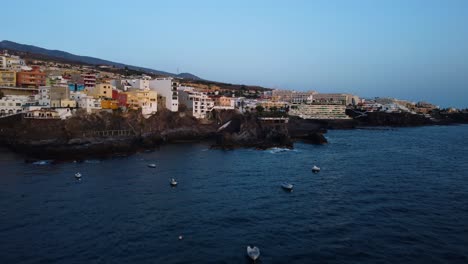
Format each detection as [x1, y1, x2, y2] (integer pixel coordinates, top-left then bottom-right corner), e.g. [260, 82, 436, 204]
[312, 93, 360, 106]
[51, 99, 77, 108]
[258, 100, 289, 110]
[0, 70, 16, 87]
[89, 83, 114, 99]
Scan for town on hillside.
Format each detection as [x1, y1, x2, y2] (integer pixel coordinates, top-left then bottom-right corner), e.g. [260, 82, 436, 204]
[0, 50, 463, 121]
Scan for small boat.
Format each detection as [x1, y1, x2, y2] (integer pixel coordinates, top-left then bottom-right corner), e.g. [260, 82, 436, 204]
[170, 178, 178, 186]
[147, 163, 156, 168]
[281, 182, 293, 191]
[32, 160, 52, 165]
[247, 246, 260, 261]
[312, 165, 320, 173]
[75, 172, 82, 179]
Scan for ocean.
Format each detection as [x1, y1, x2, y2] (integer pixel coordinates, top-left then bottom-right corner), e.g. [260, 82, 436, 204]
[1, 125, 467, 263]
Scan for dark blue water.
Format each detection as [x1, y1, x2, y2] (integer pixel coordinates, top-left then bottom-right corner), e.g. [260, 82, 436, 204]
[1, 125, 468, 264]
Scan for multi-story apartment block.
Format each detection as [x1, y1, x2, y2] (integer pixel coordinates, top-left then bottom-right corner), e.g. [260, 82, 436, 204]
[0, 95, 28, 116]
[178, 90, 214, 119]
[149, 78, 178, 112]
[91, 83, 114, 99]
[37, 86, 51, 106]
[16, 66, 46, 88]
[312, 93, 360, 106]
[81, 72, 96, 90]
[289, 104, 350, 119]
[0, 70, 16, 87]
[0, 52, 26, 71]
[272, 89, 316, 104]
[70, 91, 102, 113]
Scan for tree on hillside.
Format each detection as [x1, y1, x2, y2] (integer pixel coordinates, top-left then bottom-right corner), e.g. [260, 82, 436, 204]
[255, 105, 264, 113]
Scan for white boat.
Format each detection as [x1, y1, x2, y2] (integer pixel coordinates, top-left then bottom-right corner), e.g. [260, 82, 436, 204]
[247, 246, 260, 261]
[312, 165, 320, 173]
[147, 163, 156, 168]
[170, 178, 178, 186]
[32, 160, 52, 165]
[75, 172, 82, 179]
[281, 182, 293, 191]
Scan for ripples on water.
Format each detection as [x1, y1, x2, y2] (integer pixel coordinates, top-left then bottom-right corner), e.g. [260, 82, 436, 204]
[1, 125, 468, 263]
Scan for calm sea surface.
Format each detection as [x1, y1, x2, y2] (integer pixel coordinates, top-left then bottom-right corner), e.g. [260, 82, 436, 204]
[1, 125, 467, 264]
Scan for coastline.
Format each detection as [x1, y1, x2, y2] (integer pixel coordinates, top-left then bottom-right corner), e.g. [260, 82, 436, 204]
[1, 110, 467, 162]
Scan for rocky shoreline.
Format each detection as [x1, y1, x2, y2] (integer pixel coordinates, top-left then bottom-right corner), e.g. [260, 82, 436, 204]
[0, 109, 466, 161]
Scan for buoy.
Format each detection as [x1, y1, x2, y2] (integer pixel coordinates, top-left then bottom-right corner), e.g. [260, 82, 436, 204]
[178, 235, 183, 240]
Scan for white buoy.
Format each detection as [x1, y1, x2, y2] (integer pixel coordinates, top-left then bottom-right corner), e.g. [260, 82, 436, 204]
[178, 235, 183, 240]
[75, 172, 82, 179]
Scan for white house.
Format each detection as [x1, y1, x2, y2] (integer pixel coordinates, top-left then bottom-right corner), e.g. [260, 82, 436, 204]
[0, 95, 29, 116]
[149, 77, 178, 112]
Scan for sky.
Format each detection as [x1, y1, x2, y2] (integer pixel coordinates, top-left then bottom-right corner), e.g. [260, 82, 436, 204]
[2, 0, 468, 107]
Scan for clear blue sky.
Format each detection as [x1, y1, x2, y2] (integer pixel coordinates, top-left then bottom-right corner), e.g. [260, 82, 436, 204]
[2, 0, 468, 107]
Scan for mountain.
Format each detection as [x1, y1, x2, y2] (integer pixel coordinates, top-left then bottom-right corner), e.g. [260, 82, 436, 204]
[0, 40, 202, 80]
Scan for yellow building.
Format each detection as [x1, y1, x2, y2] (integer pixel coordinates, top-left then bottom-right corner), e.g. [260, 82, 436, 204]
[0, 70, 16, 87]
[90, 83, 114, 99]
[258, 100, 289, 110]
[124, 90, 158, 116]
[101, 99, 119, 110]
[51, 99, 77, 108]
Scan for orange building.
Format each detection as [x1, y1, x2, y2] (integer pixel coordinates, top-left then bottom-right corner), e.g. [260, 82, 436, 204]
[213, 96, 234, 107]
[16, 66, 46, 88]
[101, 99, 119, 110]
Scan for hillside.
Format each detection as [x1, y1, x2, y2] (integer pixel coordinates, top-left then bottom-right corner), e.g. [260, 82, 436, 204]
[0, 40, 273, 92]
[0, 40, 199, 80]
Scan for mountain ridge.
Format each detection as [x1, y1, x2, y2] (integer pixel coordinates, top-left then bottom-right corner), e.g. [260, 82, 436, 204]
[0, 40, 201, 80]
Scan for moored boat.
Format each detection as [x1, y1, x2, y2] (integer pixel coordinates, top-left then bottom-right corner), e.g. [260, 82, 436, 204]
[247, 246, 260, 261]
[281, 182, 293, 191]
[312, 165, 320, 173]
[170, 178, 178, 186]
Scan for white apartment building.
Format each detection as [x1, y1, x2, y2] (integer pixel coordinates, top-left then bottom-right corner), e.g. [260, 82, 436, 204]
[0, 95, 29, 116]
[289, 104, 350, 119]
[178, 90, 214, 119]
[70, 91, 102, 113]
[290, 91, 315, 104]
[0, 52, 27, 71]
[234, 97, 258, 113]
[272, 89, 316, 103]
[127, 78, 150, 90]
[38, 86, 51, 107]
[149, 78, 178, 112]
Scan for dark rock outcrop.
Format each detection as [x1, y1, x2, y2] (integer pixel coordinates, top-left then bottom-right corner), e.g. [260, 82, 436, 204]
[213, 113, 293, 150]
[357, 112, 431, 126]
